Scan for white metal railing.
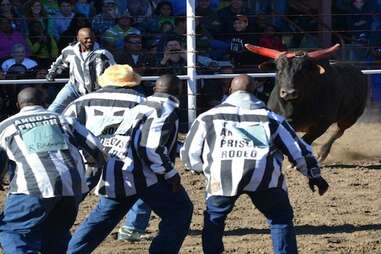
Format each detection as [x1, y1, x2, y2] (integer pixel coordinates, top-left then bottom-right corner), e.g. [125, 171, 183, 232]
[0, 69, 380, 126]
[0, 69, 380, 85]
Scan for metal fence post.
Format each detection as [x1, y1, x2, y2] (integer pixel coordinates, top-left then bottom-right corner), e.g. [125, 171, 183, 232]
[186, 0, 197, 128]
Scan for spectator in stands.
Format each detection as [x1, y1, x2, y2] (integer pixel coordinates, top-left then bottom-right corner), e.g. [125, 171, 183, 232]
[126, 0, 153, 25]
[158, 37, 188, 131]
[252, 0, 288, 31]
[195, 12, 229, 60]
[115, 33, 156, 76]
[227, 15, 258, 72]
[41, 0, 59, 16]
[92, 0, 118, 38]
[258, 24, 286, 50]
[102, 10, 140, 54]
[74, 0, 96, 19]
[347, 0, 372, 42]
[217, 0, 253, 38]
[25, 0, 53, 36]
[158, 16, 186, 52]
[196, 0, 222, 37]
[0, 15, 27, 59]
[0, 0, 27, 34]
[52, 0, 75, 41]
[143, 1, 175, 35]
[159, 37, 187, 75]
[58, 13, 91, 51]
[1, 44, 38, 74]
[27, 21, 59, 67]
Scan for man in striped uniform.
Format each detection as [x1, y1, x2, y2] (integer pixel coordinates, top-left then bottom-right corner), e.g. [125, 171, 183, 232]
[67, 74, 193, 254]
[64, 64, 152, 242]
[0, 87, 106, 254]
[46, 27, 116, 113]
[181, 74, 329, 254]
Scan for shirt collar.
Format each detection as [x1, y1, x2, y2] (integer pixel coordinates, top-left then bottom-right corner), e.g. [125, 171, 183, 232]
[19, 105, 46, 113]
[148, 93, 180, 108]
[224, 91, 266, 110]
[74, 42, 100, 53]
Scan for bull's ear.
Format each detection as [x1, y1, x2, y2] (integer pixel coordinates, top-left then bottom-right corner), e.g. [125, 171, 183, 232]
[258, 61, 276, 71]
[316, 64, 325, 74]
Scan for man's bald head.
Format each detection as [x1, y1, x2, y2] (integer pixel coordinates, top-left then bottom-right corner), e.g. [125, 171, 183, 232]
[229, 74, 255, 94]
[17, 87, 43, 109]
[77, 27, 94, 51]
[154, 74, 180, 95]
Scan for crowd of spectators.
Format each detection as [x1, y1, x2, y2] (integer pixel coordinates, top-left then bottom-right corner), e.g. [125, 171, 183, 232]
[1, 0, 381, 120]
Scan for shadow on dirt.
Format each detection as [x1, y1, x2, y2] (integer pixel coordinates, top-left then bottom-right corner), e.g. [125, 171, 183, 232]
[323, 163, 381, 170]
[189, 224, 381, 236]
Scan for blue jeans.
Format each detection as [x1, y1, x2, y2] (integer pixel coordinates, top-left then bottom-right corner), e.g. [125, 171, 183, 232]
[202, 188, 297, 254]
[0, 194, 79, 254]
[48, 82, 81, 113]
[67, 181, 193, 254]
[123, 199, 151, 233]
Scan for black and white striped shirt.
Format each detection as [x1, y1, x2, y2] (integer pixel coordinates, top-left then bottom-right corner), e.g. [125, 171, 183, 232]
[95, 93, 180, 198]
[180, 91, 321, 197]
[47, 42, 116, 95]
[0, 106, 106, 198]
[64, 86, 145, 157]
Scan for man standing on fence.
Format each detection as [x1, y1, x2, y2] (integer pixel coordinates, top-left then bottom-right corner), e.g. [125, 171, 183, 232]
[46, 27, 115, 113]
[181, 74, 329, 254]
[67, 74, 193, 254]
[0, 87, 106, 254]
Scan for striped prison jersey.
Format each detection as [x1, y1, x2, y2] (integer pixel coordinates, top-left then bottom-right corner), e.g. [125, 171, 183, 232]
[0, 106, 106, 198]
[47, 42, 115, 95]
[64, 86, 145, 158]
[95, 93, 180, 198]
[180, 91, 321, 198]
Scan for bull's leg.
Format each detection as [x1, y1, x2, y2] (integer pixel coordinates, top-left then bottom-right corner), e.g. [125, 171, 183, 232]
[318, 117, 359, 162]
[301, 124, 331, 162]
[301, 124, 331, 145]
[318, 125, 344, 162]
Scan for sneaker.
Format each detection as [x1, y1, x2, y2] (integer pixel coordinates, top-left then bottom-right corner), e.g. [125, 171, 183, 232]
[117, 227, 143, 241]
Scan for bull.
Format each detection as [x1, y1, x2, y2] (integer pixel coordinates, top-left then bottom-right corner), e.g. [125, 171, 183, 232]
[245, 43, 368, 161]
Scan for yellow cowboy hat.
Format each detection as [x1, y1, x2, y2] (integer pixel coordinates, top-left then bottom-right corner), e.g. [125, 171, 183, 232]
[98, 64, 141, 87]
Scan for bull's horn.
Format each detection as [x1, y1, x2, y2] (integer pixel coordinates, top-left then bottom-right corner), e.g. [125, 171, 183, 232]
[316, 64, 325, 74]
[245, 44, 295, 59]
[307, 43, 341, 60]
[245, 44, 282, 59]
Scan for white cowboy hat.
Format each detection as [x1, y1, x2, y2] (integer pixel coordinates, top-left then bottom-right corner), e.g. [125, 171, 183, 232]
[98, 64, 141, 87]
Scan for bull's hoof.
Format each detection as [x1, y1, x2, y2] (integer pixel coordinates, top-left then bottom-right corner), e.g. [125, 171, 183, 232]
[317, 151, 329, 163]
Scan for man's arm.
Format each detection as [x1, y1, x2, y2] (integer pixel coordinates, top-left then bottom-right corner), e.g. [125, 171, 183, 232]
[180, 119, 206, 173]
[65, 117, 107, 190]
[136, 113, 179, 180]
[46, 52, 68, 81]
[273, 119, 329, 195]
[95, 50, 116, 78]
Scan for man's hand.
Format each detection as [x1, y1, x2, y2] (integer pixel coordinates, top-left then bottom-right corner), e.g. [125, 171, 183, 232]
[46, 73, 55, 82]
[167, 173, 181, 192]
[308, 176, 329, 196]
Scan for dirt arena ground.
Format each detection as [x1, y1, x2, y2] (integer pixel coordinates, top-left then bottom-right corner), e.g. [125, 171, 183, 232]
[1, 102, 381, 253]
[77, 101, 381, 254]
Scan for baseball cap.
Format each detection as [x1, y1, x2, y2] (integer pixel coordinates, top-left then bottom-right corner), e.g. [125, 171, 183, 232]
[117, 10, 134, 21]
[103, 0, 116, 5]
[234, 14, 248, 24]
